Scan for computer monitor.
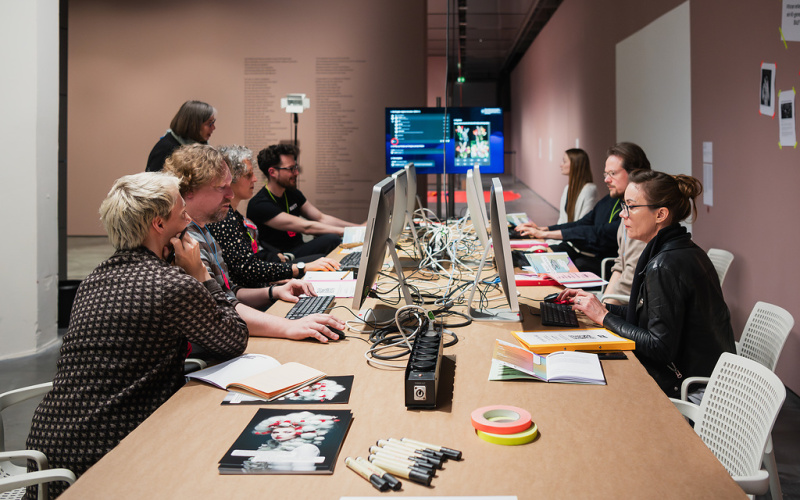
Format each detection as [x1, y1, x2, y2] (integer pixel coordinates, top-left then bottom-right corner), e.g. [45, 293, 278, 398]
[465, 169, 488, 249]
[385, 107, 504, 175]
[471, 165, 489, 229]
[390, 168, 408, 243]
[352, 177, 413, 311]
[466, 177, 521, 322]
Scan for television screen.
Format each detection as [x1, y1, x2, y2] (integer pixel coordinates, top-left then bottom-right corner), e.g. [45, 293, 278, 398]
[385, 107, 504, 175]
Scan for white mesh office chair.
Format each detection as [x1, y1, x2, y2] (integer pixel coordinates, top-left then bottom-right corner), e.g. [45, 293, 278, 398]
[0, 383, 76, 500]
[598, 256, 628, 304]
[671, 353, 786, 497]
[681, 301, 793, 500]
[707, 248, 734, 286]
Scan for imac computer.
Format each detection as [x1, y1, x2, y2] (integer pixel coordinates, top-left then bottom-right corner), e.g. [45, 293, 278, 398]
[471, 165, 489, 229]
[465, 169, 489, 249]
[466, 177, 521, 322]
[352, 176, 413, 311]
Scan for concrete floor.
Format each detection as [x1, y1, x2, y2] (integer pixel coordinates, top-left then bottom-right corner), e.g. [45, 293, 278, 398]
[1, 173, 798, 498]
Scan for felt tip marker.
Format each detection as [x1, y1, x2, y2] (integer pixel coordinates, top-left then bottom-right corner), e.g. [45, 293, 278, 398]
[356, 457, 402, 491]
[368, 456, 433, 486]
[401, 437, 462, 460]
[345, 457, 389, 492]
[381, 439, 444, 465]
[369, 446, 436, 471]
[368, 454, 432, 477]
[374, 444, 442, 469]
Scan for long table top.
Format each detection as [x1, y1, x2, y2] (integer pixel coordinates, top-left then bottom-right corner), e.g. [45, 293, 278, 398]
[59, 279, 745, 499]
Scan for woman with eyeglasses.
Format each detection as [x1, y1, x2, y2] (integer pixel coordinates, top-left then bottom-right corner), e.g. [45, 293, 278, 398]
[207, 145, 340, 287]
[557, 170, 735, 398]
[146, 100, 217, 172]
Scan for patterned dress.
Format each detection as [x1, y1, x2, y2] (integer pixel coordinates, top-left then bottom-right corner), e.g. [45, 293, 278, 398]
[207, 207, 293, 288]
[26, 248, 249, 498]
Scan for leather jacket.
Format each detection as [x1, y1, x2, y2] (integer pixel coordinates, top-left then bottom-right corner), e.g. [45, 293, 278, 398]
[603, 235, 735, 397]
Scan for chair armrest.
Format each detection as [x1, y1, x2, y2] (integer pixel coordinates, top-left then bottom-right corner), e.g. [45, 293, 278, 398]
[680, 376, 710, 401]
[0, 468, 76, 493]
[670, 398, 700, 424]
[0, 382, 53, 412]
[0, 450, 48, 470]
[731, 469, 769, 495]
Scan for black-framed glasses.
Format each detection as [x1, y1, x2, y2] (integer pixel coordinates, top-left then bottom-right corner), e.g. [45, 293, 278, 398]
[275, 165, 301, 173]
[621, 202, 659, 216]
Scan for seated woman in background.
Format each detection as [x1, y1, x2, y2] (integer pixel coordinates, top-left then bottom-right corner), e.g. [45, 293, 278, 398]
[207, 145, 339, 288]
[557, 170, 735, 398]
[556, 148, 597, 224]
[145, 100, 217, 172]
[26, 172, 248, 498]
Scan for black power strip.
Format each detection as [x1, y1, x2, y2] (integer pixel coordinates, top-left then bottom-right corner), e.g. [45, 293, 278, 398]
[404, 327, 443, 409]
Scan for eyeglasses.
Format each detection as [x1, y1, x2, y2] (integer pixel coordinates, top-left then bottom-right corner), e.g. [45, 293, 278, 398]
[621, 202, 659, 216]
[275, 165, 301, 173]
[603, 169, 623, 179]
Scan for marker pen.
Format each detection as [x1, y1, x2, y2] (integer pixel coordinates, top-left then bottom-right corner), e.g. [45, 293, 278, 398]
[400, 437, 463, 460]
[356, 457, 402, 491]
[345, 457, 389, 492]
[381, 439, 445, 465]
[368, 453, 432, 477]
[368, 456, 432, 486]
[369, 446, 436, 471]
[375, 443, 442, 469]
[386, 438, 446, 460]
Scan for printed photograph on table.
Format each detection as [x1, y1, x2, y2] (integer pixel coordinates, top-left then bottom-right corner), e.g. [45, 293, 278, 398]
[219, 409, 353, 474]
[222, 376, 354, 405]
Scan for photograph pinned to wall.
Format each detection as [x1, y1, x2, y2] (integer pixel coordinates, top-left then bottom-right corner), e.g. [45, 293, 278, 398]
[779, 89, 796, 148]
[781, 0, 800, 42]
[221, 376, 354, 405]
[760, 62, 776, 116]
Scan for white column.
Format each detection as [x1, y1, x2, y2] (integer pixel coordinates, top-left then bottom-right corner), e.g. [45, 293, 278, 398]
[0, 0, 60, 358]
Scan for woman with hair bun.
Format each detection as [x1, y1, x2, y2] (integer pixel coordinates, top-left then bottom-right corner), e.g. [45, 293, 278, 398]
[145, 100, 217, 172]
[557, 170, 735, 398]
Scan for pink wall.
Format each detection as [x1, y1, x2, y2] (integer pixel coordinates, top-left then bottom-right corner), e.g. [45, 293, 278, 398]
[511, 0, 800, 393]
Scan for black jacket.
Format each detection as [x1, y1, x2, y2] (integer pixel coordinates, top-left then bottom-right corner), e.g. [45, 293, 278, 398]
[145, 132, 182, 172]
[603, 229, 735, 397]
[549, 194, 621, 259]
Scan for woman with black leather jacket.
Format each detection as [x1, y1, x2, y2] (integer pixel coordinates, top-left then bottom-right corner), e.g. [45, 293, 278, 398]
[556, 170, 735, 397]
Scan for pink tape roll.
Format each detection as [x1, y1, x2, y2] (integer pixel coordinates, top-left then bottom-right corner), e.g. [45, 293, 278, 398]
[470, 405, 532, 434]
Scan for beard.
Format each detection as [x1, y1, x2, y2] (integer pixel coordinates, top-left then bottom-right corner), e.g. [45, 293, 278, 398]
[275, 175, 297, 190]
[208, 205, 230, 223]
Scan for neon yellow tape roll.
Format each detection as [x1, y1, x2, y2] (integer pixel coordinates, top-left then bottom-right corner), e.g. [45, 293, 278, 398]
[476, 422, 538, 446]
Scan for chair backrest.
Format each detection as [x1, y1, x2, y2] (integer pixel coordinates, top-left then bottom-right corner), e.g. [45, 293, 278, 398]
[0, 382, 53, 453]
[737, 301, 794, 372]
[694, 353, 785, 479]
[707, 248, 734, 286]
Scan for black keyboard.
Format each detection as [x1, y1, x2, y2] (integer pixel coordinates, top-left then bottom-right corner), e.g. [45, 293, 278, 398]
[339, 251, 362, 269]
[540, 301, 579, 327]
[285, 295, 335, 320]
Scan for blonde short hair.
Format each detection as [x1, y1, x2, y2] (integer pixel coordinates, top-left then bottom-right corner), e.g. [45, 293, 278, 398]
[163, 144, 227, 196]
[99, 172, 179, 250]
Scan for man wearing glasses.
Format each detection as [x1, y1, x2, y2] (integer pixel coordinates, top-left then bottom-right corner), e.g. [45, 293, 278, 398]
[518, 142, 650, 277]
[247, 144, 361, 261]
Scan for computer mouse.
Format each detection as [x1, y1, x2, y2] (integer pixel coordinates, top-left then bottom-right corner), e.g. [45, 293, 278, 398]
[532, 247, 547, 253]
[543, 292, 560, 303]
[326, 326, 344, 340]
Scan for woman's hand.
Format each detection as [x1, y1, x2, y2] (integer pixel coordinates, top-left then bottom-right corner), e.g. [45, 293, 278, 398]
[272, 279, 317, 303]
[283, 314, 345, 342]
[566, 290, 609, 325]
[170, 232, 211, 283]
[305, 257, 341, 272]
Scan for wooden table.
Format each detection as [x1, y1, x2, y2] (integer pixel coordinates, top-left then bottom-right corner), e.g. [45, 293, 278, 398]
[59, 273, 745, 499]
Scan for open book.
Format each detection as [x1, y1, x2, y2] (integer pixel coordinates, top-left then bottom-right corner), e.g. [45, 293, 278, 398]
[490, 339, 606, 385]
[186, 353, 326, 401]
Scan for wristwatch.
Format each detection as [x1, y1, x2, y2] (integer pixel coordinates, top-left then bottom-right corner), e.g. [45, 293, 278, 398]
[296, 261, 306, 278]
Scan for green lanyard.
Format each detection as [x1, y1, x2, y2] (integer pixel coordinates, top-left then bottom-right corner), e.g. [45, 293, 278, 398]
[608, 198, 621, 223]
[265, 184, 290, 213]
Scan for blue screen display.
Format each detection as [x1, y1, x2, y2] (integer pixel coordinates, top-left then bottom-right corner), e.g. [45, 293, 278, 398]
[385, 107, 504, 175]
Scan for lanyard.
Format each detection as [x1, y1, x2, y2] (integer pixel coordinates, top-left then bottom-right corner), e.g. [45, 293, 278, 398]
[265, 184, 297, 238]
[608, 198, 621, 223]
[191, 222, 230, 289]
[242, 217, 259, 254]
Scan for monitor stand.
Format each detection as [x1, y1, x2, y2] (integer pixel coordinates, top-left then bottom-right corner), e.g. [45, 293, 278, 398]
[357, 241, 413, 325]
[466, 238, 521, 322]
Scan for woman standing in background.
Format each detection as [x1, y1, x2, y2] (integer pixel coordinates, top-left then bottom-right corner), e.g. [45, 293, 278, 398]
[145, 100, 216, 172]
